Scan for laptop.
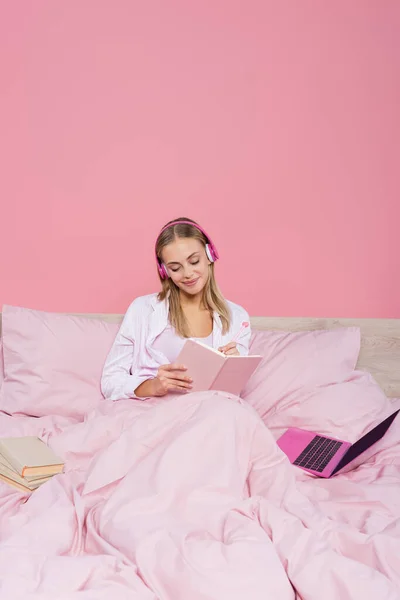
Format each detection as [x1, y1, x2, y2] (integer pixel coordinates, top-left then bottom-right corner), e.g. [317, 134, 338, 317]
[277, 409, 399, 478]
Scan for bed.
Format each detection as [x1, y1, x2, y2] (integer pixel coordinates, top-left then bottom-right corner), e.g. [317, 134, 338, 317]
[0, 308, 399, 600]
[85, 313, 400, 399]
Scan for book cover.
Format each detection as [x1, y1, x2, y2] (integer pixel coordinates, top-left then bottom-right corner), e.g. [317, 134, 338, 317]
[0, 460, 52, 490]
[0, 437, 64, 477]
[0, 473, 33, 494]
[176, 340, 262, 396]
[0, 452, 51, 481]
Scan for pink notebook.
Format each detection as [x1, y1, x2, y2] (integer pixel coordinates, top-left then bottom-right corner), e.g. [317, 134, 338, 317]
[176, 340, 262, 396]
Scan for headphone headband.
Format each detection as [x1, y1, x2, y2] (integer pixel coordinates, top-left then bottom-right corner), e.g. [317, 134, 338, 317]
[155, 220, 219, 280]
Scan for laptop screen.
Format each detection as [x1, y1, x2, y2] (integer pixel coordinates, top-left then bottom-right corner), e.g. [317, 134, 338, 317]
[331, 409, 399, 476]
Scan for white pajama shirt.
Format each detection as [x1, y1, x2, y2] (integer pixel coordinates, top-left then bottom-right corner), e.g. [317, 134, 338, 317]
[101, 293, 251, 401]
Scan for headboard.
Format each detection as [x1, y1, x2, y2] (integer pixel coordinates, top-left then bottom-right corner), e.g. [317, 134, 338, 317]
[1, 314, 399, 398]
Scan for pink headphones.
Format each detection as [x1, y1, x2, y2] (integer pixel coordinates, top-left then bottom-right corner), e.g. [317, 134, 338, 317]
[155, 220, 219, 280]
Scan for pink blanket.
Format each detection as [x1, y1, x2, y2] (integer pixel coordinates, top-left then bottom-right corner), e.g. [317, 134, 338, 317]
[0, 392, 399, 599]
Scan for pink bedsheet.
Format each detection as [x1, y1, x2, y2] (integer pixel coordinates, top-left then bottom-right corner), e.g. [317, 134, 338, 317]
[0, 392, 399, 599]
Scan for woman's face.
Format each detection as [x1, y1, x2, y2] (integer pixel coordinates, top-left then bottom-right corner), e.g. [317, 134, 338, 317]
[161, 237, 210, 296]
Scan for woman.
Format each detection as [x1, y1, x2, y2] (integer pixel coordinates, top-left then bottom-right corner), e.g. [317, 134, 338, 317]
[101, 218, 251, 400]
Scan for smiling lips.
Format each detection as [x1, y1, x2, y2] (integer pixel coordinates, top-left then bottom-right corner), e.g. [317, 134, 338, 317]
[184, 278, 199, 287]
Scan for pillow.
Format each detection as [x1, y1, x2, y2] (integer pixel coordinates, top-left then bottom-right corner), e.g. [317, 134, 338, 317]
[0, 305, 120, 419]
[242, 327, 361, 420]
[242, 327, 392, 448]
[264, 370, 392, 443]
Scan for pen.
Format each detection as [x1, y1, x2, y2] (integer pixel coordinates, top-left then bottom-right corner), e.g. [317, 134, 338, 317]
[232, 321, 249, 343]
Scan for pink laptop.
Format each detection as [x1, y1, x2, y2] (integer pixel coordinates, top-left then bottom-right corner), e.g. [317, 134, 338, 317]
[277, 409, 399, 478]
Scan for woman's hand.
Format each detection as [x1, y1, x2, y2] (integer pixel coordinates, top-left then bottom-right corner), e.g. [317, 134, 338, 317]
[135, 364, 193, 398]
[152, 363, 193, 396]
[218, 342, 240, 356]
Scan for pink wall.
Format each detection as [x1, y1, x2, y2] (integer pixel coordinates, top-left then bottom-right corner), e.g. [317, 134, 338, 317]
[1, 1, 399, 317]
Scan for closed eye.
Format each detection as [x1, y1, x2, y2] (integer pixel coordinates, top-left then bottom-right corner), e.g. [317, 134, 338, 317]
[168, 253, 201, 272]
[171, 260, 199, 272]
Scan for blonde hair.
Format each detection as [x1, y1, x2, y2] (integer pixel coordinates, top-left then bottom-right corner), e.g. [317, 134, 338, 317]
[156, 217, 231, 337]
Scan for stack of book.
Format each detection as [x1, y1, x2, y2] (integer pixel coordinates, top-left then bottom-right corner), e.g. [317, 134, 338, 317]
[0, 436, 64, 493]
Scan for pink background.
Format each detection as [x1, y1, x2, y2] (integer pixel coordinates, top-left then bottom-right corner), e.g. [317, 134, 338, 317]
[1, 1, 399, 317]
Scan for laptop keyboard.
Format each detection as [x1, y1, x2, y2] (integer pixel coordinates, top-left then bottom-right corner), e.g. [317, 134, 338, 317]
[293, 435, 343, 472]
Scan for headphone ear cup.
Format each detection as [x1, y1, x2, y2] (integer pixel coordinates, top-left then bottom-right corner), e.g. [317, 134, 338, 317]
[157, 262, 169, 279]
[205, 244, 215, 263]
[161, 263, 169, 279]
